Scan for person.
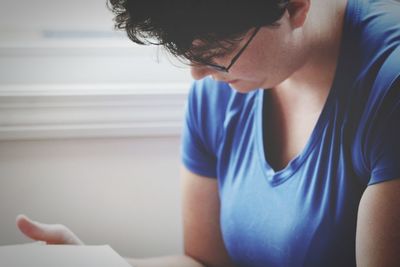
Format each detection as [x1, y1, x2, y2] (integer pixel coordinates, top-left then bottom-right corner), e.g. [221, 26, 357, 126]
[16, 0, 400, 266]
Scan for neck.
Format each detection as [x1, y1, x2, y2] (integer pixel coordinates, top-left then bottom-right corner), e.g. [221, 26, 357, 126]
[272, 0, 348, 108]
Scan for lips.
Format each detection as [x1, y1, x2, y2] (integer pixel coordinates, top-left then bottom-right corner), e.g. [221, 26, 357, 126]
[226, 79, 239, 84]
[211, 76, 239, 84]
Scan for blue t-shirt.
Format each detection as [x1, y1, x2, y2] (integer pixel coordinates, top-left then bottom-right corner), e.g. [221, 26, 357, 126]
[181, 0, 400, 266]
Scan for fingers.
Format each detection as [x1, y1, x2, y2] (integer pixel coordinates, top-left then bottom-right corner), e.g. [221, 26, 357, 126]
[16, 214, 84, 245]
[16, 214, 67, 244]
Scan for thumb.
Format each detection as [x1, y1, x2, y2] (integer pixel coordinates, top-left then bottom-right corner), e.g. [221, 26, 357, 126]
[16, 214, 83, 245]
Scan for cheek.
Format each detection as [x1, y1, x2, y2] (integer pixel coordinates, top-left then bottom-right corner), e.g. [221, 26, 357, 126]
[248, 44, 305, 87]
[227, 36, 301, 86]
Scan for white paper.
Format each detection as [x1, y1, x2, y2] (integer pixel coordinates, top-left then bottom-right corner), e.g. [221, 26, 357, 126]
[0, 243, 132, 267]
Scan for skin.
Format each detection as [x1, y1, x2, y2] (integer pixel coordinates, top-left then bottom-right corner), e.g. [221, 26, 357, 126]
[356, 179, 400, 267]
[192, 0, 342, 168]
[16, 0, 400, 266]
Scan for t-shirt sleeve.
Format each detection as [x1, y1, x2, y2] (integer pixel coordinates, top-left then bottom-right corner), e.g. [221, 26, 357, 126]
[358, 45, 400, 186]
[366, 75, 400, 185]
[181, 79, 226, 178]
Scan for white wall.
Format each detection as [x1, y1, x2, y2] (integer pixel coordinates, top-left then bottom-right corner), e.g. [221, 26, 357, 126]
[0, 0, 125, 31]
[0, 0, 192, 258]
[0, 137, 183, 258]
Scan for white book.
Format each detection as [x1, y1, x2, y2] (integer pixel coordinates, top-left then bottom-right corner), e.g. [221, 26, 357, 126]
[0, 243, 132, 267]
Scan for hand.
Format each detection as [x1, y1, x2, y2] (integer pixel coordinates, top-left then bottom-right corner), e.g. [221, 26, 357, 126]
[16, 214, 84, 245]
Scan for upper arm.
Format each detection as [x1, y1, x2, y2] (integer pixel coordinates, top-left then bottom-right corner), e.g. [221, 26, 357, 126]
[356, 178, 400, 267]
[180, 165, 235, 267]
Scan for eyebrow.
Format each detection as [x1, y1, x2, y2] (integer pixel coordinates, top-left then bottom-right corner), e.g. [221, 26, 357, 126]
[190, 42, 239, 65]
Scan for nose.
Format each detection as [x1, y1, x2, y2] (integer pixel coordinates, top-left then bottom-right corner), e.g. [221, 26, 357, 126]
[190, 65, 215, 80]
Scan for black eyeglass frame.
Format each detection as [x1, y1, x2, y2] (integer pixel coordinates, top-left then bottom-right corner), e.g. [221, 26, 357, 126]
[194, 26, 262, 73]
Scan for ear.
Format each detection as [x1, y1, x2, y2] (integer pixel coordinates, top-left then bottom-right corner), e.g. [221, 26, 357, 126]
[286, 0, 311, 28]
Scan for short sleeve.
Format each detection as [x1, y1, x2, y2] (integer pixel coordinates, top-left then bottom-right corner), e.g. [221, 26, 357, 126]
[350, 6, 400, 185]
[366, 76, 400, 185]
[181, 78, 230, 178]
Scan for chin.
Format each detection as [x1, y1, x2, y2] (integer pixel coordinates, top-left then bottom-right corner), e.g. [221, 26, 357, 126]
[229, 82, 261, 94]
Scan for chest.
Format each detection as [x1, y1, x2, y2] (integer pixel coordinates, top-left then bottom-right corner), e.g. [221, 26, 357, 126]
[262, 93, 323, 172]
[218, 135, 362, 267]
[216, 91, 364, 266]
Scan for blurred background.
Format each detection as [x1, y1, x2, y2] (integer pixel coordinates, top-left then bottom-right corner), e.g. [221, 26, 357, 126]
[0, 0, 192, 258]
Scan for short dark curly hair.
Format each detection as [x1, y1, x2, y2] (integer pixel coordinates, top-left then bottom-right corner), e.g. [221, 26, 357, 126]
[108, 0, 289, 64]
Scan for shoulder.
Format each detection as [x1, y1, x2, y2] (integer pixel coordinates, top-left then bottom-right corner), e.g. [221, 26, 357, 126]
[184, 78, 238, 154]
[186, 78, 234, 140]
[345, 0, 400, 181]
[182, 78, 257, 177]
[350, 46, 400, 184]
[342, 0, 400, 93]
[187, 77, 234, 115]
[184, 77, 259, 156]
[187, 77, 257, 127]
[362, 45, 400, 116]
[351, 0, 400, 51]
[354, 0, 400, 33]
[346, 0, 400, 103]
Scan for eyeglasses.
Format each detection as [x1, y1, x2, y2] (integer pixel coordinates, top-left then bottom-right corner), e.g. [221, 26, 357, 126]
[192, 26, 261, 73]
